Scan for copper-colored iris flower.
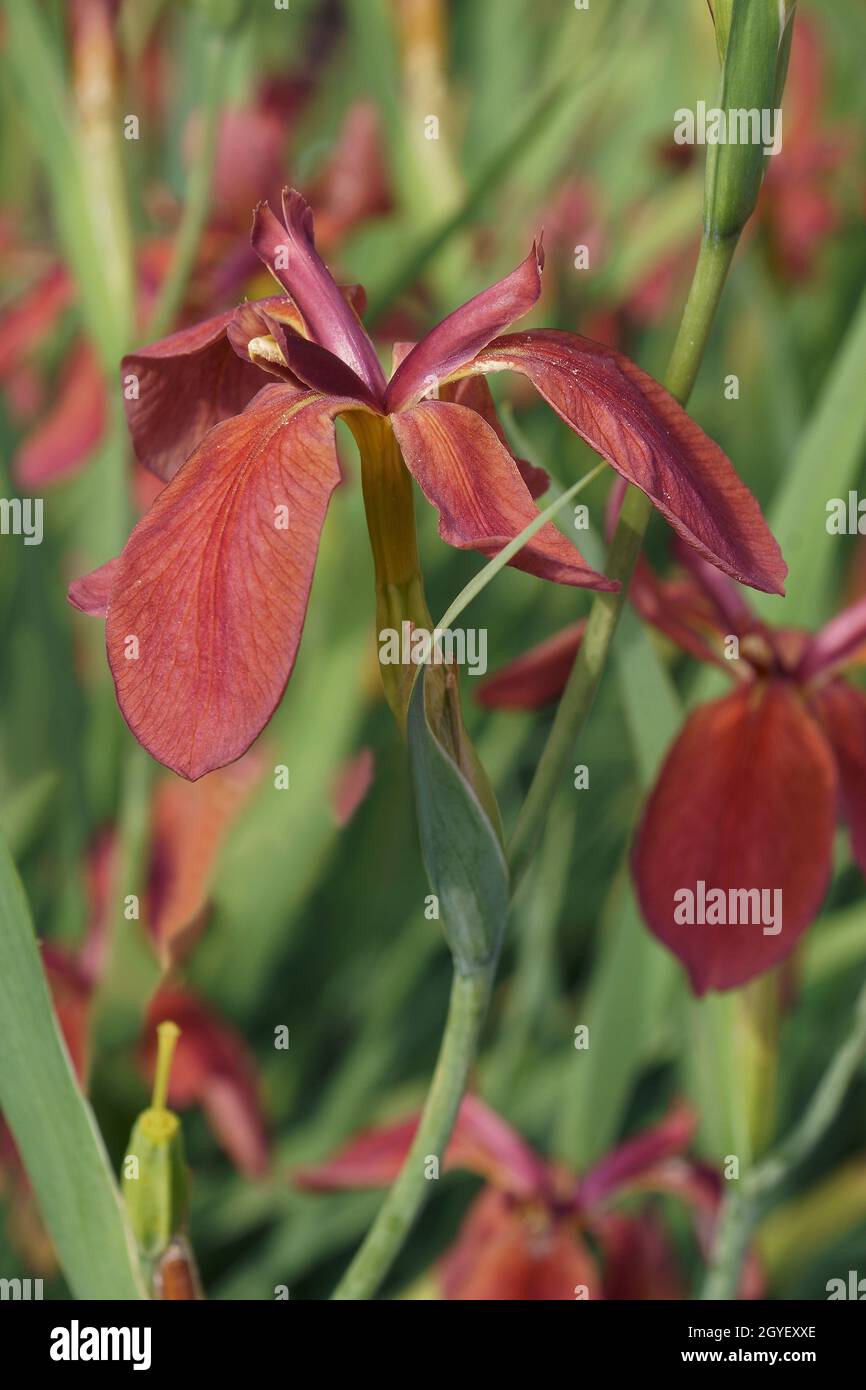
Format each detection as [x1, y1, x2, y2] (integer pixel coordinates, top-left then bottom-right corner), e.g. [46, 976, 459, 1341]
[478, 542, 866, 994]
[70, 189, 784, 780]
[297, 1095, 758, 1300]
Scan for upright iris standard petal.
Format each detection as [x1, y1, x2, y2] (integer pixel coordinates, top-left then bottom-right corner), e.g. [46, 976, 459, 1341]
[105, 384, 354, 780]
[122, 310, 263, 481]
[386, 242, 544, 411]
[811, 680, 866, 877]
[579, 1105, 696, 1208]
[461, 330, 786, 595]
[251, 189, 386, 398]
[228, 295, 381, 405]
[796, 593, 866, 681]
[391, 401, 616, 591]
[632, 683, 836, 993]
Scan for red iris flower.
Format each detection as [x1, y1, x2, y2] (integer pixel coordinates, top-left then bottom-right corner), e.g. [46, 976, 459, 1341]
[478, 541, 866, 994]
[70, 189, 784, 780]
[297, 1095, 759, 1300]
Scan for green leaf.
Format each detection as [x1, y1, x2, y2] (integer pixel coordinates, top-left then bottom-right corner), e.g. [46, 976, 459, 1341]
[407, 668, 508, 974]
[752, 281, 866, 627]
[0, 832, 146, 1300]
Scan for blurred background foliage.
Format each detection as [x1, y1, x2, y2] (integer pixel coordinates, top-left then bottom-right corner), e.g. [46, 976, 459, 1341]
[1, 0, 865, 1298]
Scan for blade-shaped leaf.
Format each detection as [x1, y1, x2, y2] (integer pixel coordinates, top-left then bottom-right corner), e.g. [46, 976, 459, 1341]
[0, 833, 146, 1300]
[407, 669, 508, 974]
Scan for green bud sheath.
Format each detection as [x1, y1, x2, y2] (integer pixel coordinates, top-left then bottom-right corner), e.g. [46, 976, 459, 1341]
[704, 0, 797, 242]
[122, 1022, 190, 1262]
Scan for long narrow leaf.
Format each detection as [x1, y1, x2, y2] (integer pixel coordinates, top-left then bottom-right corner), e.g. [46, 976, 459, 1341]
[0, 833, 145, 1300]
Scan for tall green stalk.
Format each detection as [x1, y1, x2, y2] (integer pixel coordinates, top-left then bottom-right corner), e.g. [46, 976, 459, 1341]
[331, 966, 494, 1300]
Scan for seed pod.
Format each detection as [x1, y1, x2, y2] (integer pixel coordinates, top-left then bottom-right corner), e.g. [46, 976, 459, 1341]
[122, 1021, 190, 1261]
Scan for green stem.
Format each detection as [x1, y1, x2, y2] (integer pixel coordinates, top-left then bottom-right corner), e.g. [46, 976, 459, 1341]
[702, 971, 866, 1299]
[331, 963, 495, 1300]
[146, 31, 228, 340]
[507, 232, 737, 888]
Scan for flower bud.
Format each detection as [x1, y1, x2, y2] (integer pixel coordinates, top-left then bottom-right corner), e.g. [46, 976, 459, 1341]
[704, 0, 797, 242]
[122, 1022, 189, 1262]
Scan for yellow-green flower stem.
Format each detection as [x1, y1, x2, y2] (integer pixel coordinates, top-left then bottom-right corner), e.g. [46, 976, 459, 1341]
[348, 412, 501, 834]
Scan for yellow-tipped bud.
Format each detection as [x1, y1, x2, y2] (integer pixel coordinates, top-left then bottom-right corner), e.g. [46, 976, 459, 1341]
[122, 1020, 189, 1262]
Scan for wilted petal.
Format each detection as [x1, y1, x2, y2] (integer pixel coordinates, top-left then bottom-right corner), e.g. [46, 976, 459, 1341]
[122, 309, 264, 482]
[296, 1095, 547, 1199]
[386, 243, 543, 411]
[143, 990, 268, 1178]
[105, 385, 351, 780]
[476, 623, 585, 710]
[15, 343, 106, 488]
[632, 683, 836, 993]
[391, 401, 615, 591]
[68, 557, 119, 617]
[462, 331, 786, 595]
[811, 680, 866, 877]
[147, 755, 263, 968]
[441, 1188, 600, 1300]
[251, 190, 386, 397]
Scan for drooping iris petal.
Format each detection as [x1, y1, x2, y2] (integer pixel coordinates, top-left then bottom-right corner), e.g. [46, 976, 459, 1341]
[251, 189, 386, 397]
[593, 1210, 685, 1300]
[810, 679, 866, 876]
[391, 401, 615, 591]
[14, 342, 105, 488]
[122, 309, 263, 482]
[476, 623, 585, 710]
[441, 374, 549, 497]
[460, 330, 786, 595]
[386, 242, 544, 412]
[68, 556, 119, 617]
[632, 682, 836, 993]
[579, 1105, 696, 1209]
[143, 989, 269, 1178]
[296, 1095, 548, 1200]
[105, 385, 352, 780]
[440, 1189, 600, 1300]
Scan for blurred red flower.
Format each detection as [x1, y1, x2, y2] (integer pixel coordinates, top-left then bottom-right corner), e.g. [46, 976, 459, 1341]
[296, 1094, 759, 1299]
[478, 540, 866, 993]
